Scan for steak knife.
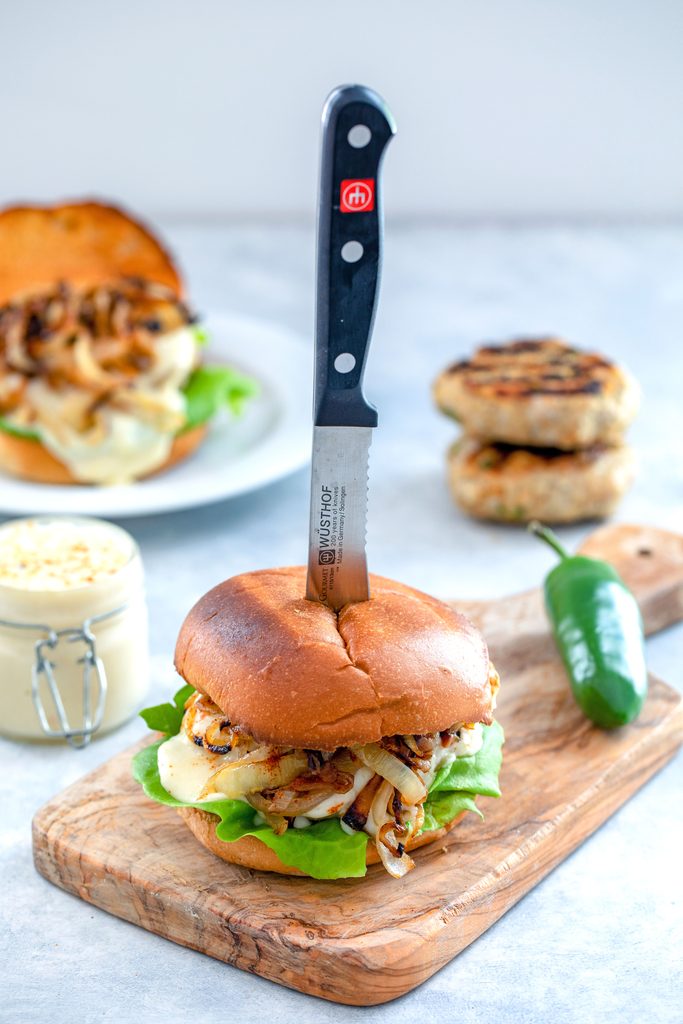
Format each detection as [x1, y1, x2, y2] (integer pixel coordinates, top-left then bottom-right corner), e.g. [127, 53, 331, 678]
[306, 85, 396, 609]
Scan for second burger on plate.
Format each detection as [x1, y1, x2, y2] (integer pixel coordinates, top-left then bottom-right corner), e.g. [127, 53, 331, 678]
[0, 200, 256, 485]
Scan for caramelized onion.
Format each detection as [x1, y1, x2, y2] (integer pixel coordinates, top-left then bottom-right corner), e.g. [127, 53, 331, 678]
[408, 801, 425, 838]
[245, 794, 288, 835]
[204, 719, 233, 754]
[72, 333, 122, 390]
[368, 779, 394, 835]
[403, 735, 422, 756]
[368, 784, 415, 878]
[376, 821, 415, 879]
[357, 744, 427, 805]
[0, 279, 195, 430]
[256, 759, 355, 816]
[200, 749, 308, 800]
[342, 774, 382, 832]
[265, 789, 336, 816]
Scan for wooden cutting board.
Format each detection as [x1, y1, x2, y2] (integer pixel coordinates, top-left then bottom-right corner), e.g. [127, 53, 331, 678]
[32, 524, 683, 1006]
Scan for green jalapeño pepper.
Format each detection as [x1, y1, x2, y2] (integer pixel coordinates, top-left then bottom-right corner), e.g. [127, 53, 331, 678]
[530, 522, 648, 729]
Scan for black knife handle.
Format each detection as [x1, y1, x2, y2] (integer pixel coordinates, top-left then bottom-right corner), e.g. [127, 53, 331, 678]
[314, 85, 396, 427]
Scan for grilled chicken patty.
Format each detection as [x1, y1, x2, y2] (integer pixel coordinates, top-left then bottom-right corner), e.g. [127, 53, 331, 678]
[158, 687, 499, 878]
[434, 338, 639, 450]
[447, 437, 636, 523]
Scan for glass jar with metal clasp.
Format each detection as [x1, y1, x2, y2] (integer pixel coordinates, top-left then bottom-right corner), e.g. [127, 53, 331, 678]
[0, 516, 149, 748]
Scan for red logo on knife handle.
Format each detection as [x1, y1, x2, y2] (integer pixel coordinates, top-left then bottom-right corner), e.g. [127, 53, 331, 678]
[340, 179, 375, 213]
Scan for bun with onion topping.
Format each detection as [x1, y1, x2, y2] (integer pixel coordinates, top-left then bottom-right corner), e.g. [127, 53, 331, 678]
[0, 199, 256, 485]
[134, 567, 504, 880]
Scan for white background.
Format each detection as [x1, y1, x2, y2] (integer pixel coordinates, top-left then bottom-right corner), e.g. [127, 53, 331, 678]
[2, 0, 682, 220]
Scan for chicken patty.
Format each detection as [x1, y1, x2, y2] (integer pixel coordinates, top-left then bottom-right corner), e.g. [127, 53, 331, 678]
[434, 338, 639, 450]
[447, 437, 636, 524]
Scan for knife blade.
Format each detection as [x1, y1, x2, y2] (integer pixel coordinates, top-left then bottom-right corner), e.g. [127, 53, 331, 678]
[306, 85, 396, 609]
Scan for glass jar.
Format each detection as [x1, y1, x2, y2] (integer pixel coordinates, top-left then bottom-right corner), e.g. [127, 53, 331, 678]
[0, 516, 149, 746]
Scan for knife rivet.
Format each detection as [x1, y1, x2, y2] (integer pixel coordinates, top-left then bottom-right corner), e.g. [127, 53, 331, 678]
[341, 240, 363, 263]
[348, 124, 372, 148]
[334, 353, 356, 374]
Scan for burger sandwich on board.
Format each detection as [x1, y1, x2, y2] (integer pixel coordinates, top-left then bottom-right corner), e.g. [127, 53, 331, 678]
[134, 568, 502, 879]
[0, 200, 255, 485]
[134, 86, 504, 879]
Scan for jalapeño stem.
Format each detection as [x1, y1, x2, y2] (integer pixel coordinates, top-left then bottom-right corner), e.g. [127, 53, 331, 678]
[528, 521, 570, 561]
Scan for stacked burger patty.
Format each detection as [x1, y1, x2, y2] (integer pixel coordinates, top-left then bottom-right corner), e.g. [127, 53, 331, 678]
[433, 338, 640, 524]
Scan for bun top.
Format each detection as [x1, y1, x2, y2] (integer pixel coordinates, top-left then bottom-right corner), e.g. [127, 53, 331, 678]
[0, 200, 182, 303]
[174, 567, 495, 750]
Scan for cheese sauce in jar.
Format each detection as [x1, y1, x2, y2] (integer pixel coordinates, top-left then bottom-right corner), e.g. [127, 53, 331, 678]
[0, 516, 149, 743]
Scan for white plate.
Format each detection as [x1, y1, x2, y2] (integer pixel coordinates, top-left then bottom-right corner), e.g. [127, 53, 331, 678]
[0, 313, 312, 518]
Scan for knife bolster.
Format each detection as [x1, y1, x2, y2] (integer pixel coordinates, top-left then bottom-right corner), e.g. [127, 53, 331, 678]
[314, 387, 378, 428]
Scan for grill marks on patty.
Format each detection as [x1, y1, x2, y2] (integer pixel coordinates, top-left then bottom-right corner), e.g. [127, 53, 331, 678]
[435, 337, 639, 520]
[461, 439, 610, 473]
[446, 338, 613, 398]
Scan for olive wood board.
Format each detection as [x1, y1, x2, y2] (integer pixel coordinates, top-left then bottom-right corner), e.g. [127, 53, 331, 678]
[32, 524, 683, 1006]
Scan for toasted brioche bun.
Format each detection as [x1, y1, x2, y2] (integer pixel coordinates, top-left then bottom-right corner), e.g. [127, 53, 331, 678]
[0, 200, 182, 303]
[0, 424, 207, 485]
[434, 338, 639, 450]
[174, 566, 495, 750]
[177, 803, 469, 876]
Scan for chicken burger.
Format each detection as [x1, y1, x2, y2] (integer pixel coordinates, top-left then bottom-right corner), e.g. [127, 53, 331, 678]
[0, 200, 255, 484]
[134, 567, 504, 879]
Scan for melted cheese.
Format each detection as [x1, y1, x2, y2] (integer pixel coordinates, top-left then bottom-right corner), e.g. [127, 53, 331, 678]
[158, 730, 236, 804]
[157, 722, 485, 817]
[136, 328, 198, 391]
[28, 327, 197, 484]
[35, 405, 180, 484]
[450, 722, 483, 759]
[301, 767, 375, 821]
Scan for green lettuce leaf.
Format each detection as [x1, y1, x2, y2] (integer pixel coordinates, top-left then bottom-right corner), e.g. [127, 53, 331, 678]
[192, 325, 210, 347]
[422, 792, 482, 833]
[429, 719, 505, 798]
[0, 416, 40, 441]
[420, 720, 504, 834]
[181, 364, 258, 432]
[132, 738, 368, 878]
[139, 684, 195, 735]
[132, 690, 503, 879]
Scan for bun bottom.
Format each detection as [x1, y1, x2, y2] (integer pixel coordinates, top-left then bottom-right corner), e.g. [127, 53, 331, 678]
[0, 424, 207, 485]
[178, 804, 470, 877]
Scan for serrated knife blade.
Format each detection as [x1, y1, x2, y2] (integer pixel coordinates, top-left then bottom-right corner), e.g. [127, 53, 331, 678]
[306, 425, 372, 607]
[305, 85, 395, 611]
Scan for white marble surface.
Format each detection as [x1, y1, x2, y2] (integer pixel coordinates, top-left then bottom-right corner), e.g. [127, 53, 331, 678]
[1, 224, 682, 1023]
